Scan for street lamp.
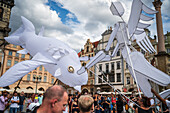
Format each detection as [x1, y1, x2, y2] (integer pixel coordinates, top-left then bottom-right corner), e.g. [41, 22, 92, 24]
[33, 75, 42, 93]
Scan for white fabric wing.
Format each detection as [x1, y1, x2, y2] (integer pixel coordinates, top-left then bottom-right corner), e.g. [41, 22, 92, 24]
[128, 66, 153, 97]
[17, 49, 29, 54]
[155, 89, 170, 103]
[79, 56, 89, 61]
[128, 0, 157, 53]
[38, 26, 44, 36]
[126, 51, 170, 86]
[77, 51, 106, 75]
[5, 36, 22, 46]
[85, 51, 106, 69]
[0, 60, 47, 87]
[110, 2, 124, 17]
[105, 23, 119, 51]
[126, 51, 170, 97]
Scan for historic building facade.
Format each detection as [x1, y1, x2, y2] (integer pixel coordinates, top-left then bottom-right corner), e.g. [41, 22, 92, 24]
[164, 31, 170, 75]
[94, 27, 125, 92]
[78, 39, 99, 94]
[0, 0, 14, 75]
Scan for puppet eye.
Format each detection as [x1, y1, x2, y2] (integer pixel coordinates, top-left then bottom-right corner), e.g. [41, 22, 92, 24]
[68, 66, 74, 73]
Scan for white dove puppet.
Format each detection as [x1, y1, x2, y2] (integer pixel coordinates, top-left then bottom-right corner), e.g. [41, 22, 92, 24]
[0, 16, 88, 91]
[78, 0, 170, 97]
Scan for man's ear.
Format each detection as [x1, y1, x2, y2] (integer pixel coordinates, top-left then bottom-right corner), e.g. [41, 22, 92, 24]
[51, 99, 58, 107]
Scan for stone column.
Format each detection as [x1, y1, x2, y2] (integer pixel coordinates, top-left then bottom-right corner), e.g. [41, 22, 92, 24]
[153, 0, 165, 53]
[153, 0, 170, 92]
[153, 0, 169, 73]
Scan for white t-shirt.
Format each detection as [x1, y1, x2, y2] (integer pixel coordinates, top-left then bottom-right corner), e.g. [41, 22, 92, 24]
[150, 99, 154, 105]
[166, 100, 170, 108]
[10, 96, 19, 108]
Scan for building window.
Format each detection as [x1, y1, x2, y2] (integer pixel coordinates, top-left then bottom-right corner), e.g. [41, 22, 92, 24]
[103, 75, 107, 82]
[8, 51, 12, 56]
[39, 65, 42, 71]
[38, 75, 42, 82]
[126, 63, 128, 69]
[29, 56, 32, 59]
[105, 63, 109, 73]
[117, 73, 121, 82]
[90, 80, 93, 84]
[134, 80, 136, 84]
[109, 74, 115, 82]
[13, 45, 17, 48]
[82, 63, 86, 66]
[14, 61, 18, 65]
[33, 75, 36, 81]
[167, 48, 170, 53]
[44, 68, 47, 72]
[44, 76, 47, 82]
[110, 51, 113, 55]
[0, 8, 3, 19]
[116, 50, 120, 56]
[7, 60, 11, 66]
[117, 61, 120, 69]
[141, 49, 145, 55]
[27, 74, 31, 81]
[126, 77, 130, 84]
[21, 54, 25, 58]
[87, 46, 89, 53]
[111, 62, 115, 71]
[98, 75, 102, 83]
[99, 64, 102, 72]
[15, 53, 19, 57]
[51, 78, 54, 84]
[89, 71, 93, 77]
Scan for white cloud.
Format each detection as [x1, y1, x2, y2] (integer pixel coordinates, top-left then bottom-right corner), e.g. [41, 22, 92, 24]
[9, 0, 170, 52]
[66, 13, 74, 19]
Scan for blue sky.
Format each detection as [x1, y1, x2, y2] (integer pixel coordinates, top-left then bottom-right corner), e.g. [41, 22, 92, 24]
[46, 0, 80, 25]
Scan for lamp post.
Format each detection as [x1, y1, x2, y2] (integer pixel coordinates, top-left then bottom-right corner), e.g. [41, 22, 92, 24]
[33, 75, 42, 93]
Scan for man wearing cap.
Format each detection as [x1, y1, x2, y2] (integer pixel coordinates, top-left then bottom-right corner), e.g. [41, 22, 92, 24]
[0, 90, 8, 113]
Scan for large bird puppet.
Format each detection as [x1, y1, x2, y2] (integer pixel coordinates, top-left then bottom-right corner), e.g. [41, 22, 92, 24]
[78, 0, 170, 97]
[0, 16, 90, 91]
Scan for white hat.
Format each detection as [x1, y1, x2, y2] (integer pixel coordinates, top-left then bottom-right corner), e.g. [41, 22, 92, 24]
[28, 103, 40, 111]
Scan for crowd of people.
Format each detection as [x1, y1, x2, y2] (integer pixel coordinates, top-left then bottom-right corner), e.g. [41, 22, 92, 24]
[0, 90, 43, 113]
[0, 86, 169, 113]
[68, 89, 170, 113]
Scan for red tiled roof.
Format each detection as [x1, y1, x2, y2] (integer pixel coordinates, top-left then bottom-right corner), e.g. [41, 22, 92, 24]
[92, 41, 99, 48]
[78, 51, 81, 57]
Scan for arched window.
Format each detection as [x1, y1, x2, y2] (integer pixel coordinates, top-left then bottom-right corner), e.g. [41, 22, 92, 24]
[86, 46, 89, 53]
[0, 7, 3, 20]
[38, 87, 44, 91]
[3, 86, 10, 89]
[26, 86, 33, 90]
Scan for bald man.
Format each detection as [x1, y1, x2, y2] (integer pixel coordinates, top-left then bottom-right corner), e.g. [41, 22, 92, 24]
[32, 85, 68, 113]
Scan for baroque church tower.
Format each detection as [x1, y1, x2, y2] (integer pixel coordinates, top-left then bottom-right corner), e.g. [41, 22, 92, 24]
[0, 0, 14, 74]
[0, 0, 14, 46]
